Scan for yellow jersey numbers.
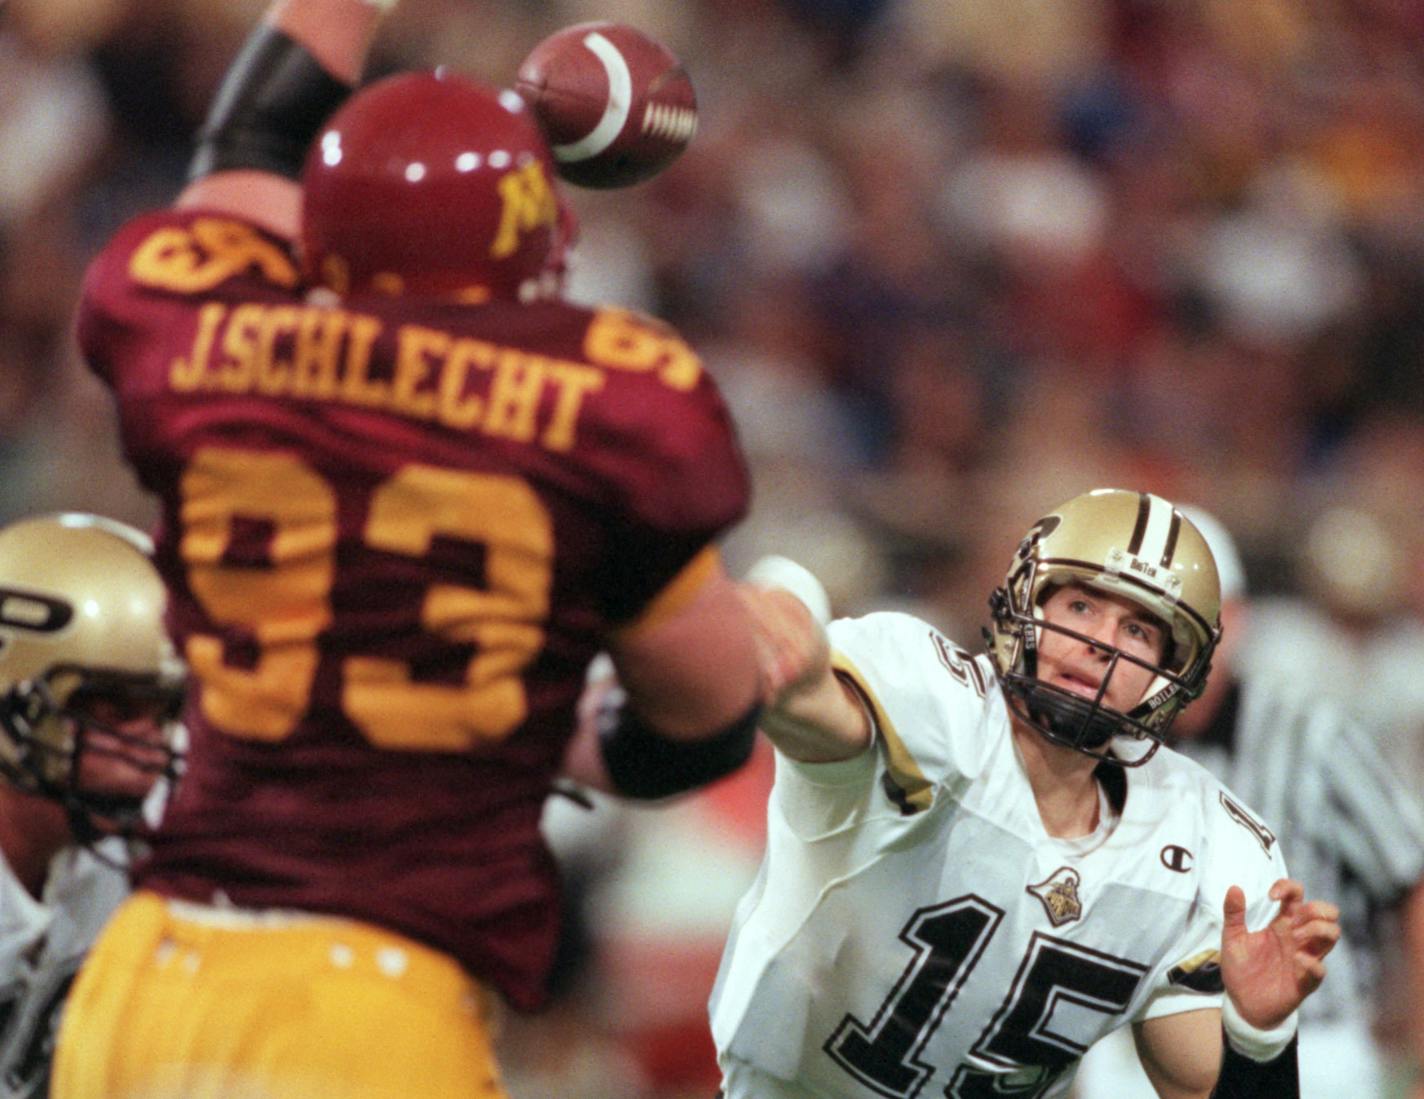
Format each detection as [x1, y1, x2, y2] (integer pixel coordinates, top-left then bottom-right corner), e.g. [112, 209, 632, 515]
[179, 446, 552, 750]
[130, 218, 299, 293]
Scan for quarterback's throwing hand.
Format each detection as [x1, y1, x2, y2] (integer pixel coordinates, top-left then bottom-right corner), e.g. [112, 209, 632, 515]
[736, 584, 830, 705]
[739, 556, 832, 704]
[1220, 878, 1341, 1030]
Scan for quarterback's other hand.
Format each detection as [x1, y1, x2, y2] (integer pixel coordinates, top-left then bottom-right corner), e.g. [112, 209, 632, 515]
[1220, 878, 1341, 1031]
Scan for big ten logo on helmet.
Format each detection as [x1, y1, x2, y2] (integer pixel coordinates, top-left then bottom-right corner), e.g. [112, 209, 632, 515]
[1106, 546, 1184, 601]
[493, 161, 560, 261]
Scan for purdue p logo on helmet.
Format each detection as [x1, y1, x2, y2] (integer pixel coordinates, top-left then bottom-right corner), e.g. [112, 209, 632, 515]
[987, 489, 1222, 765]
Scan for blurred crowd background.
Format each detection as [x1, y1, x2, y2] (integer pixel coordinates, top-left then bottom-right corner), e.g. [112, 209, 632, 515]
[4, 0, 1424, 1095]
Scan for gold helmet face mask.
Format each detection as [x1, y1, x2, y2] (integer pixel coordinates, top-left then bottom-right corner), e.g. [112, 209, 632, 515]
[986, 490, 1222, 767]
[0, 514, 186, 840]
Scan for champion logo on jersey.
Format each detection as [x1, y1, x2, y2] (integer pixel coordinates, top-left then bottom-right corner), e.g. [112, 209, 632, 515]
[1026, 866, 1083, 926]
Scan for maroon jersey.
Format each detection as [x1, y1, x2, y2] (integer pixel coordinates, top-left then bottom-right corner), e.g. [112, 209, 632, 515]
[75, 208, 750, 1010]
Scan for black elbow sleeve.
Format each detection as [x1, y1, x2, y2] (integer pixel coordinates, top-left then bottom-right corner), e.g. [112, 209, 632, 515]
[598, 701, 761, 801]
[189, 26, 354, 182]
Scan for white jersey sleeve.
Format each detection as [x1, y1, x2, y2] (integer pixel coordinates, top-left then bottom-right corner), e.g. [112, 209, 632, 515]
[1134, 768, 1293, 1023]
[0, 858, 52, 997]
[771, 611, 998, 829]
[0, 841, 130, 1099]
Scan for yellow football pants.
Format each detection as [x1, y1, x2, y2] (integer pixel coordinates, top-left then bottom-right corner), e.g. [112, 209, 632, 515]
[53, 891, 509, 1099]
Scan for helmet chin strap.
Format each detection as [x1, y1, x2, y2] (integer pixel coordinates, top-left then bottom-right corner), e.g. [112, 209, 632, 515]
[1000, 673, 1164, 768]
[1019, 680, 1120, 751]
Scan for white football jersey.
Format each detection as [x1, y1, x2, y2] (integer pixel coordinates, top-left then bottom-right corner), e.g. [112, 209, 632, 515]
[0, 839, 129, 1098]
[710, 612, 1291, 1099]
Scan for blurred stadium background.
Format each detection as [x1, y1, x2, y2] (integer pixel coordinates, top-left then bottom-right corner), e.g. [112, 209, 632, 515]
[3, 0, 1424, 1095]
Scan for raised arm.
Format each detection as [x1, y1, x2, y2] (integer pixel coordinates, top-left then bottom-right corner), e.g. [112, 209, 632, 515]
[176, 0, 394, 239]
[1134, 879, 1341, 1098]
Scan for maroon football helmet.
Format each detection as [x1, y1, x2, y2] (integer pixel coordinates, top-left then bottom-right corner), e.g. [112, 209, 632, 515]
[301, 70, 574, 302]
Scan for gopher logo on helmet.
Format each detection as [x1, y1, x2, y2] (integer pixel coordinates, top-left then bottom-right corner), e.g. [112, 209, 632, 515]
[493, 160, 560, 260]
[1026, 866, 1084, 926]
[300, 72, 573, 302]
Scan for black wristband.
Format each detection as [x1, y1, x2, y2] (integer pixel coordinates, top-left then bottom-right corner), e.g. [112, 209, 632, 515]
[1210, 1031, 1299, 1098]
[189, 26, 354, 182]
[598, 698, 760, 800]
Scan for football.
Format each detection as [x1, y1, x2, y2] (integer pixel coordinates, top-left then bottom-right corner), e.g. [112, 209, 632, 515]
[515, 21, 698, 189]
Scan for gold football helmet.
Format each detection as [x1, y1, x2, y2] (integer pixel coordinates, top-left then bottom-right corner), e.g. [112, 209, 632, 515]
[987, 489, 1221, 765]
[0, 513, 186, 836]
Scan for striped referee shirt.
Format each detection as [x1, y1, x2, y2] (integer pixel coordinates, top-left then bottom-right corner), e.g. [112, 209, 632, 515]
[1170, 672, 1424, 1024]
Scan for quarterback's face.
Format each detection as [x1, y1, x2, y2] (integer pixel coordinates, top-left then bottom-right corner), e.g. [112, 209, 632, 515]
[1036, 583, 1168, 713]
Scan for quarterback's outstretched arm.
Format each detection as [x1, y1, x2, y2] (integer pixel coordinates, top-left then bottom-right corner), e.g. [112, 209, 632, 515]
[176, 0, 393, 240]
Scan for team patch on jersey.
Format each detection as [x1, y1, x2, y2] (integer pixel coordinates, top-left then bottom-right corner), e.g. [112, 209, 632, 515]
[1167, 948, 1224, 993]
[1219, 792, 1276, 854]
[1026, 866, 1083, 926]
